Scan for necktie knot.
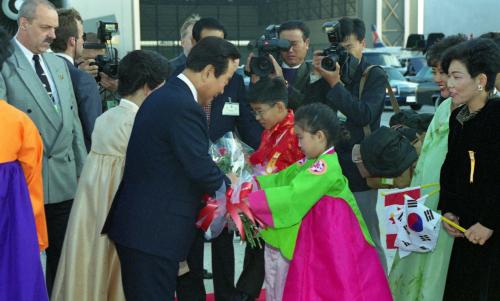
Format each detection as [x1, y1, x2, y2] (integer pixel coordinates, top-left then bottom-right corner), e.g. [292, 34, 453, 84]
[33, 54, 40, 63]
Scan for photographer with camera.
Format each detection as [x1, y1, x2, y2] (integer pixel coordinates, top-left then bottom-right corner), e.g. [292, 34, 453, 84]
[311, 17, 387, 272]
[78, 30, 119, 107]
[51, 8, 102, 152]
[246, 21, 314, 111]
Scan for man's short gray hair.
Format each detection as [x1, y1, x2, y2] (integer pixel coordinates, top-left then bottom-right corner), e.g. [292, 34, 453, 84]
[18, 0, 56, 22]
[180, 14, 201, 39]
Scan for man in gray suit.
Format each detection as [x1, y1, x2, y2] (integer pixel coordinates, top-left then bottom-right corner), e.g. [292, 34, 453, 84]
[0, 0, 87, 296]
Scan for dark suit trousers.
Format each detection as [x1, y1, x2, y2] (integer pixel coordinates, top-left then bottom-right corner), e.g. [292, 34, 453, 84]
[116, 243, 178, 301]
[44, 199, 73, 297]
[212, 228, 265, 300]
[176, 229, 206, 301]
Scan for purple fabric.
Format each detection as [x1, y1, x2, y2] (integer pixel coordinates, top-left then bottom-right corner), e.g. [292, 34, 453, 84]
[282, 68, 298, 94]
[283, 196, 392, 301]
[0, 161, 48, 301]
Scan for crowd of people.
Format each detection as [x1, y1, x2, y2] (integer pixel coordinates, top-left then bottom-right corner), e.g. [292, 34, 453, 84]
[1, 0, 500, 301]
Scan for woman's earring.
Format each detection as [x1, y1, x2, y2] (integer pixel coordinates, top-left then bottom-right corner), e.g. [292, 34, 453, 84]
[478, 85, 484, 91]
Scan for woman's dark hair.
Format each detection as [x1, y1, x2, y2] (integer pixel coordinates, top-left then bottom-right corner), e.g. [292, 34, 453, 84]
[117, 50, 171, 97]
[247, 77, 288, 107]
[294, 103, 348, 147]
[278, 20, 310, 40]
[0, 27, 13, 70]
[186, 36, 240, 77]
[192, 17, 227, 42]
[425, 34, 467, 67]
[441, 38, 500, 92]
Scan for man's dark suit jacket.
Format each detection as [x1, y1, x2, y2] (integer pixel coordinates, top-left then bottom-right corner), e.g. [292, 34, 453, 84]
[172, 66, 262, 149]
[169, 53, 187, 75]
[59, 56, 102, 151]
[103, 77, 226, 261]
[285, 61, 315, 111]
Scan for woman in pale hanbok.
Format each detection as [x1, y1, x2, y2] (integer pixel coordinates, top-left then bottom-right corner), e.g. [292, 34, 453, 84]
[389, 35, 467, 301]
[51, 50, 170, 301]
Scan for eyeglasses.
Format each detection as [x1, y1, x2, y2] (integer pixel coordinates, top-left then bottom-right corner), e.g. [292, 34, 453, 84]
[251, 103, 276, 117]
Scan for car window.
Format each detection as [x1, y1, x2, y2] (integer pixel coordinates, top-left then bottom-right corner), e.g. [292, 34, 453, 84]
[364, 52, 402, 68]
[416, 66, 434, 81]
[385, 68, 406, 81]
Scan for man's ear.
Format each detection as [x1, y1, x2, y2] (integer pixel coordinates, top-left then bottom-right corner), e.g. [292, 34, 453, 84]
[200, 64, 215, 83]
[361, 38, 366, 48]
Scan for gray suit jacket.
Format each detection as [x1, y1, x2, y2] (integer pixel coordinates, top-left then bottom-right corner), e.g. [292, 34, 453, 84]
[0, 40, 87, 204]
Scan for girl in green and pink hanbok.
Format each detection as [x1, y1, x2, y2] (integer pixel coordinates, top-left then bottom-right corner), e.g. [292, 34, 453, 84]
[247, 103, 392, 301]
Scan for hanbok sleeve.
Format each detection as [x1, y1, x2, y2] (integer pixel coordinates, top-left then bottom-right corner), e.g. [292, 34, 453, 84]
[255, 159, 305, 189]
[249, 155, 345, 228]
[17, 115, 48, 251]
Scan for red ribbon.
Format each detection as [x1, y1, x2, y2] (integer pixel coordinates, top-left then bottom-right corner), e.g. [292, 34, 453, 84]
[197, 182, 263, 241]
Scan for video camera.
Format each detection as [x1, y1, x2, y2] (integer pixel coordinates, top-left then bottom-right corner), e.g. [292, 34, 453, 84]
[320, 21, 350, 72]
[83, 21, 119, 79]
[249, 25, 291, 77]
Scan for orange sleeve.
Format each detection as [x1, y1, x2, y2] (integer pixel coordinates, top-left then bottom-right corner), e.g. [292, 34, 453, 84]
[18, 115, 48, 251]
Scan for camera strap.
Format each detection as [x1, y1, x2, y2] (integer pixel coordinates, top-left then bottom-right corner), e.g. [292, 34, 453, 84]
[359, 65, 400, 137]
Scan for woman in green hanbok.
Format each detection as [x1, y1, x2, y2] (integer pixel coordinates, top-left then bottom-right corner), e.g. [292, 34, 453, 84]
[389, 35, 467, 301]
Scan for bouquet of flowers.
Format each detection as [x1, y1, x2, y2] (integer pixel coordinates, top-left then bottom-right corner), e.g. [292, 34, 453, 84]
[197, 132, 263, 248]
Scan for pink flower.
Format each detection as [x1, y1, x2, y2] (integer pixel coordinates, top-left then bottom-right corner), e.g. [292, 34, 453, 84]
[219, 147, 227, 156]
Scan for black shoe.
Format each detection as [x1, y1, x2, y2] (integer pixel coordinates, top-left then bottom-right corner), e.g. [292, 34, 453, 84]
[202, 268, 213, 279]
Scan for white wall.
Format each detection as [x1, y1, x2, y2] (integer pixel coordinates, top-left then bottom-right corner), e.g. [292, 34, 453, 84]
[424, 0, 500, 36]
[64, 0, 139, 58]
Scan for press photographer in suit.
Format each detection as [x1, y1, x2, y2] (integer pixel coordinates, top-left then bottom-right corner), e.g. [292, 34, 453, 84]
[51, 8, 102, 151]
[310, 17, 387, 271]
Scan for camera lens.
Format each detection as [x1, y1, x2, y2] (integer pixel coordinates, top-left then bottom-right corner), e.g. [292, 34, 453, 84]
[321, 56, 337, 71]
[250, 56, 274, 77]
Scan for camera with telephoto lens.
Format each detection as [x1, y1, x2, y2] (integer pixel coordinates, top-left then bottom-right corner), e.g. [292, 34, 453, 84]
[83, 21, 120, 79]
[249, 25, 291, 77]
[321, 21, 349, 71]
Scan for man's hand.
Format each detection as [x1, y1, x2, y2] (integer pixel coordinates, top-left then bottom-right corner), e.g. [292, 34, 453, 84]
[245, 52, 284, 83]
[442, 212, 464, 238]
[99, 72, 118, 93]
[465, 222, 493, 245]
[312, 50, 341, 88]
[77, 58, 99, 77]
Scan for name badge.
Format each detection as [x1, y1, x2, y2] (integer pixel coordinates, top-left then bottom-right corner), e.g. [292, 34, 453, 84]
[222, 97, 239, 116]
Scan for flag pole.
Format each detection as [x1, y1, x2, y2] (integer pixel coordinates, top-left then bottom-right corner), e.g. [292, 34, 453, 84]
[441, 216, 466, 233]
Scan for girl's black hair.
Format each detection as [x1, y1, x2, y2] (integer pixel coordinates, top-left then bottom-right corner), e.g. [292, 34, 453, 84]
[441, 38, 500, 92]
[294, 103, 349, 147]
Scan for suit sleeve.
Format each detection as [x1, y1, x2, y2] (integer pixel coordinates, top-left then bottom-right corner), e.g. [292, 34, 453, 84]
[18, 114, 48, 251]
[235, 76, 262, 150]
[325, 67, 386, 127]
[171, 103, 226, 194]
[75, 72, 102, 147]
[67, 68, 87, 176]
[0, 71, 7, 100]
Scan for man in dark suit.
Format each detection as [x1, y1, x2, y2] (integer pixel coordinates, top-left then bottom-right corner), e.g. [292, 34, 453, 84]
[51, 8, 102, 151]
[172, 17, 263, 301]
[103, 36, 240, 301]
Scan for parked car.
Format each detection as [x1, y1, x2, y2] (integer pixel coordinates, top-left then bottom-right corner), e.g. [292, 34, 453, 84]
[382, 66, 419, 109]
[407, 65, 441, 108]
[400, 55, 427, 76]
[363, 49, 406, 74]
